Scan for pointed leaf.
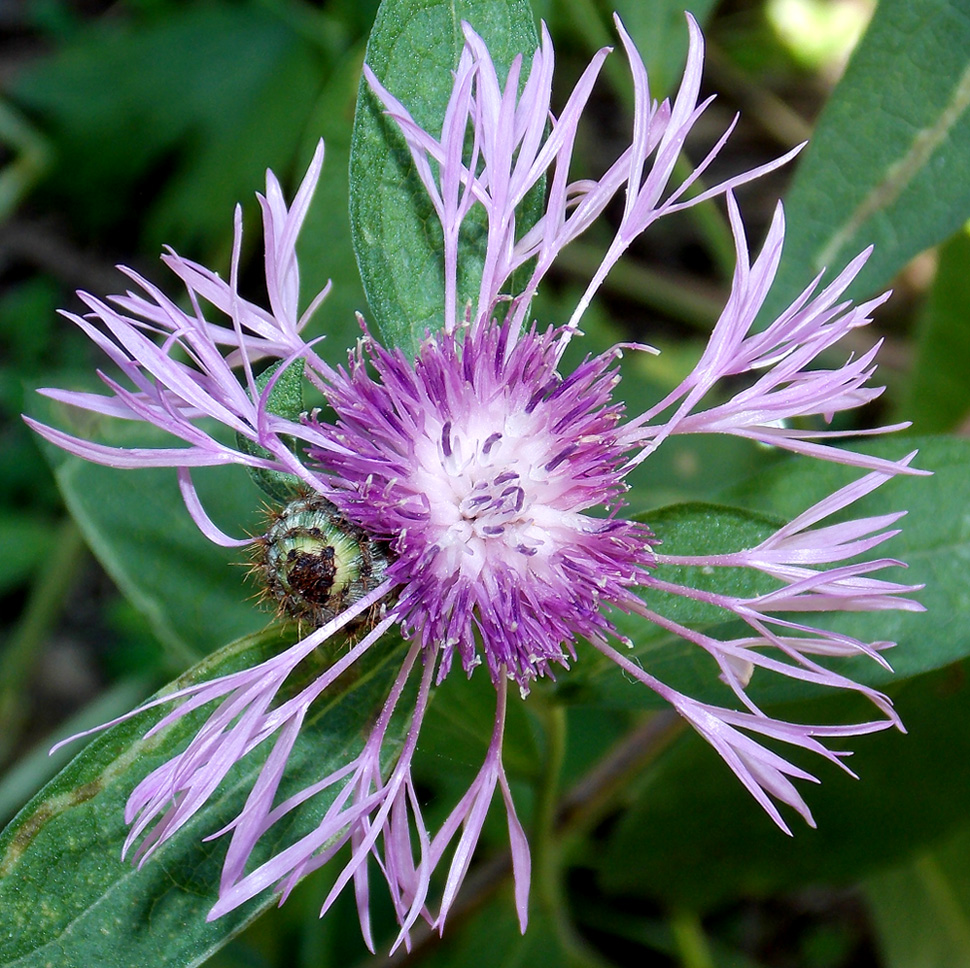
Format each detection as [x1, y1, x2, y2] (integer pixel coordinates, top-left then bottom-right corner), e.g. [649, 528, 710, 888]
[866, 827, 970, 968]
[560, 436, 966, 708]
[898, 229, 970, 434]
[54, 452, 265, 664]
[32, 396, 265, 663]
[350, 0, 538, 353]
[764, 0, 970, 315]
[0, 626, 411, 968]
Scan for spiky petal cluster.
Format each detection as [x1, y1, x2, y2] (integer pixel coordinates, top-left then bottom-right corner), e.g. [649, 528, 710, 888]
[33, 13, 925, 952]
[316, 315, 653, 687]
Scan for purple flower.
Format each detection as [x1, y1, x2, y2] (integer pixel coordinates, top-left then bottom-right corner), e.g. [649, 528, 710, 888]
[31, 14, 925, 952]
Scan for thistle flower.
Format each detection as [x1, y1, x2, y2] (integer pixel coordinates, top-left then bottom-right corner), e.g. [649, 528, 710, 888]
[30, 13, 924, 951]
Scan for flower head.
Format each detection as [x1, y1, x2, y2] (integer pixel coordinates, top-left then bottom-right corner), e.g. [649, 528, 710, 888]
[316, 313, 654, 688]
[31, 13, 924, 952]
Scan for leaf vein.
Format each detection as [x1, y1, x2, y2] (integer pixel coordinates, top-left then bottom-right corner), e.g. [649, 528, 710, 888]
[817, 60, 970, 269]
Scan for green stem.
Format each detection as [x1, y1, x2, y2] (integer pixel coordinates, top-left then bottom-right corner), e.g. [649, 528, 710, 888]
[0, 519, 87, 764]
[533, 701, 567, 915]
[354, 710, 685, 967]
[533, 702, 615, 968]
[557, 710, 684, 841]
[670, 908, 715, 968]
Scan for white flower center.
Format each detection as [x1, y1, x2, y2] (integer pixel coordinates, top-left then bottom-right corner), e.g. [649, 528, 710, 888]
[409, 404, 581, 580]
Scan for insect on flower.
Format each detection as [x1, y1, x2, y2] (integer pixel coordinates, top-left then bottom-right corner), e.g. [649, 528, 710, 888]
[254, 492, 393, 629]
[29, 11, 926, 953]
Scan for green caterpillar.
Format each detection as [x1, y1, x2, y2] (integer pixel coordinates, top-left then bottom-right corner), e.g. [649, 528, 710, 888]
[253, 493, 391, 629]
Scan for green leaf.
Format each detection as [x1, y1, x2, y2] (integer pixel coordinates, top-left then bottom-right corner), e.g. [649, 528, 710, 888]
[55, 455, 264, 664]
[0, 678, 150, 825]
[597, 657, 970, 911]
[556, 502, 780, 711]
[236, 361, 305, 501]
[866, 827, 970, 968]
[559, 436, 967, 709]
[0, 625, 411, 968]
[350, 0, 538, 353]
[721, 435, 970, 692]
[34, 398, 268, 665]
[414, 894, 603, 968]
[898, 229, 970, 433]
[764, 0, 970, 316]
